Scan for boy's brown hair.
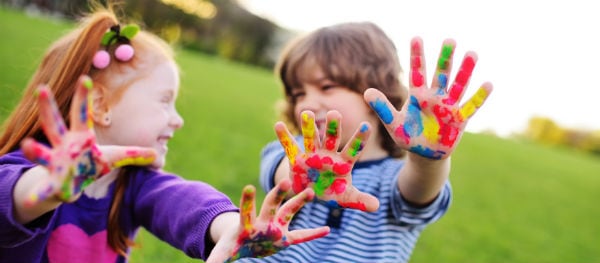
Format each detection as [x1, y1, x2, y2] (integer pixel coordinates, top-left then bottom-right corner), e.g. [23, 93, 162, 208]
[276, 22, 408, 157]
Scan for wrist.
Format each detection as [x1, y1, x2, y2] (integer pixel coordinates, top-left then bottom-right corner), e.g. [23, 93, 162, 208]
[407, 151, 449, 164]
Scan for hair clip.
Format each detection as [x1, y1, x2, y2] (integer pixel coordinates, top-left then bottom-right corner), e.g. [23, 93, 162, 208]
[92, 24, 140, 69]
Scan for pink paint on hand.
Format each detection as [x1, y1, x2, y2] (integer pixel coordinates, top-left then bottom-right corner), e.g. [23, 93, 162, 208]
[338, 201, 367, 211]
[325, 137, 336, 151]
[328, 179, 346, 194]
[394, 126, 410, 145]
[411, 71, 424, 87]
[332, 162, 351, 175]
[292, 173, 307, 194]
[305, 155, 323, 169]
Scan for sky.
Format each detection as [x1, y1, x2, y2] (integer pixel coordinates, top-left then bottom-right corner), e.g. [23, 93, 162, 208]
[237, 0, 599, 137]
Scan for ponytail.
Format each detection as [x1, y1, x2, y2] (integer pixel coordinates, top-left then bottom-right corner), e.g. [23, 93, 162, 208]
[0, 10, 117, 155]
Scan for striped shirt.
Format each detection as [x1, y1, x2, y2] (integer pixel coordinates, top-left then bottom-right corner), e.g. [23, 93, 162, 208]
[237, 140, 452, 263]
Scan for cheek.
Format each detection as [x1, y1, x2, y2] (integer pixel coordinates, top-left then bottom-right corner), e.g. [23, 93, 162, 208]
[132, 131, 154, 146]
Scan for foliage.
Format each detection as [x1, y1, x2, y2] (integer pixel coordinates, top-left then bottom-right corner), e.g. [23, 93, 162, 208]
[1, 0, 285, 68]
[523, 116, 600, 156]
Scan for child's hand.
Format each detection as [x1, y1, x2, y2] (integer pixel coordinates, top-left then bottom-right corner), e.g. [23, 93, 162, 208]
[275, 110, 379, 212]
[213, 179, 329, 262]
[364, 37, 493, 160]
[20, 75, 157, 206]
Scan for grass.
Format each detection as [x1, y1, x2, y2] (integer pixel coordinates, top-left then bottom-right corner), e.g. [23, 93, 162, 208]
[2, 7, 599, 262]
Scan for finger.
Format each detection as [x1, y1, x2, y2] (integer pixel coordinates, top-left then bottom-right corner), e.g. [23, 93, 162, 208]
[275, 187, 314, 228]
[300, 111, 319, 153]
[101, 145, 157, 168]
[364, 88, 401, 125]
[239, 185, 257, 229]
[286, 226, 330, 245]
[430, 39, 456, 94]
[409, 37, 427, 89]
[37, 85, 67, 146]
[21, 138, 52, 166]
[274, 122, 301, 166]
[339, 190, 380, 212]
[323, 111, 342, 152]
[70, 75, 94, 131]
[340, 122, 371, 162]
[258, 178, 291, 222]
[364, 88, 410, 144]
[459, 82, 493, 121]
[443, 52, 478, 105]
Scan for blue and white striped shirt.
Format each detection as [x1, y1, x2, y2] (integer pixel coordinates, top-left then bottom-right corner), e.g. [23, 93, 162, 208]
[237, 140, 451, 263]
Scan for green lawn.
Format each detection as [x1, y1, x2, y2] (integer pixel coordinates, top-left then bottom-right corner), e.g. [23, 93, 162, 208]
[2, 7, 599, 263]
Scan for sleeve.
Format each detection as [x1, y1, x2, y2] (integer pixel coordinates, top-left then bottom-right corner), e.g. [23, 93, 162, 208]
[129, 170, 239, 260]
[258, 140, 287, 193]
[0, 151, 57, 247]
[390, 176, 452, 227]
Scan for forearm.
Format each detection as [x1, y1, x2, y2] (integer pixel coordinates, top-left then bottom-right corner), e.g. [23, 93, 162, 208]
[209, 211, 240, 243]
[397, 153, 451, 206]
[13, 166, 62, 224]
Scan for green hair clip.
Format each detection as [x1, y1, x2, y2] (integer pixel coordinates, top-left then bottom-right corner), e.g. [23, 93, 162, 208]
[93, 24, 140, 69]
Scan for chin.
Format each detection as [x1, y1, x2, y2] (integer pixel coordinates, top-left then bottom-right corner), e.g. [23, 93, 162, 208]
[149, 156, 166, 170]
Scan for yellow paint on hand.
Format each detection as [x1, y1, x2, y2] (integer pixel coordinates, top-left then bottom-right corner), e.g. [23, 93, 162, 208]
[277, 129, 299, 165]
[301, 112, 316, 153]
[459, 86, 490, 121]
[422, 113, 440, 143]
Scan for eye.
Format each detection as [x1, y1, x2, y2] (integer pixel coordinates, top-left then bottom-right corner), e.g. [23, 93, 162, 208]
[322, 85, 336, 91]
[290, 89, 305, 100]
[322, 83, 345, 93]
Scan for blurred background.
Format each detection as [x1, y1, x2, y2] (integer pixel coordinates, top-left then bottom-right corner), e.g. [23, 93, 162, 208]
[1, 0, 599, 262]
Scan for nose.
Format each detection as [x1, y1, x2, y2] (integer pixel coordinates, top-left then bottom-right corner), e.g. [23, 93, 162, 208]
[170, 110, 184, 129]
[297, 88, 324, 113]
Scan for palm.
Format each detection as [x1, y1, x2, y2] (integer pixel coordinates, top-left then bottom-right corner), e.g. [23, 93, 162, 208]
[21, 76, 156, 205]
[365, 37, 493, 160]
[275, 110, 379, 212]
[222, 180, 329, 262]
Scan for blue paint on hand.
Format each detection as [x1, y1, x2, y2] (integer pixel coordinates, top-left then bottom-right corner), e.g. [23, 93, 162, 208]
[368, 98, 394, 124]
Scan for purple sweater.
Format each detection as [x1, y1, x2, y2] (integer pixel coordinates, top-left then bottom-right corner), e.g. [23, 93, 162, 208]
[0, 150, 239, 263]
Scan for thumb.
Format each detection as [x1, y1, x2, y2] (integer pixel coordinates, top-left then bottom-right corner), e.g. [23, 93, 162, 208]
[99, 145, 157, 168]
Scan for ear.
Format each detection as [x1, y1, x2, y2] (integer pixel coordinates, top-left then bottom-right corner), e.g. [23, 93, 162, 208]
[90, 83, 112, 127]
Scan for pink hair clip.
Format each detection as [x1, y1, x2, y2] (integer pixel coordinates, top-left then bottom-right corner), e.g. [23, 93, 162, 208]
[93, 24, 139, 69]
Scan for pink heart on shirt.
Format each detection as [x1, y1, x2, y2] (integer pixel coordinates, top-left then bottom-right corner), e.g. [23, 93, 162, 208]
[47, 224, 118, 263]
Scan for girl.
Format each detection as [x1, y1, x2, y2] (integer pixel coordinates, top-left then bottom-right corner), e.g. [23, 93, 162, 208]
[0, 6, 328, 263]
[241, 22, 492, 262]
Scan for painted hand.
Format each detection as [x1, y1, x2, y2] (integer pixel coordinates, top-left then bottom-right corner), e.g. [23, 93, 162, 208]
[224, 179, 330, 262]
[364, 37, 493, 160]
[275, 110, 379, 212]
[20, 75, 157, 206]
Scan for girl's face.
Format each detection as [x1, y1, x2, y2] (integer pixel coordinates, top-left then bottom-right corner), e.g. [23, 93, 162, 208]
[96, 60, 184, 168]
[291, 67, 382, 154]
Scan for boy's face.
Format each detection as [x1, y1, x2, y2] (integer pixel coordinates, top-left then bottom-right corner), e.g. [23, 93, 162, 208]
[291, 67, 379, 150]
[96, 60, 184, 169]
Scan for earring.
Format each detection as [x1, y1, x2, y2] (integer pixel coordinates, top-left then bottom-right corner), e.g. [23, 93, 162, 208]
[102, 115, 111, 125]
